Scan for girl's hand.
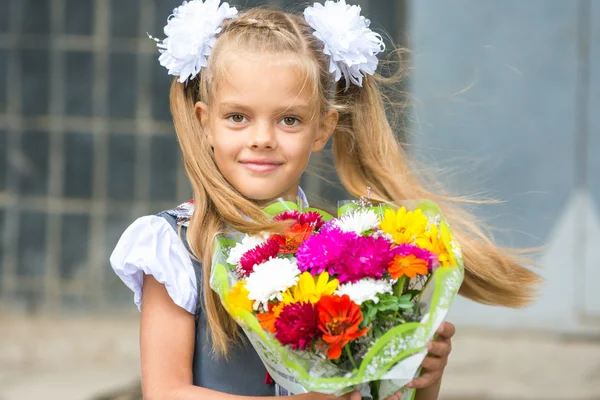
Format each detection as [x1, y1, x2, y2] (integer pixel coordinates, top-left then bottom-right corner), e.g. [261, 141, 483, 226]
[302, 391, 362, 400]
[406, 321, 455, 390]
[303, 322, 455, 400]
[385, 392, 403, 400]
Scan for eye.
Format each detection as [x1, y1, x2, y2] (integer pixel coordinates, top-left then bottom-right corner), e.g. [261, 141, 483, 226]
[228, 114, 247, 123]
[280, 116, 300, 127]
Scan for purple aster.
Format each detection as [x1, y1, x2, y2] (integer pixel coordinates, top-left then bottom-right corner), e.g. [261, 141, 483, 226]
[332, 235, 395, 284]
[297, 228, 395, 284]
[296, 228, 351, 276]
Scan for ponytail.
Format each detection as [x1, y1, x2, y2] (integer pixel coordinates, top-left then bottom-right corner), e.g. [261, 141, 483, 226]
[332, 76, 540, 307]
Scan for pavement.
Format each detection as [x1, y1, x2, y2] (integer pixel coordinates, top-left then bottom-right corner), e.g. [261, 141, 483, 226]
[1, 316, 599, 400]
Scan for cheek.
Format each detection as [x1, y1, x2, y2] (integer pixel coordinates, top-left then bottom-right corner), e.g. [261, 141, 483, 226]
[283, 135, 315, 164]
[212, 133, 239, 159]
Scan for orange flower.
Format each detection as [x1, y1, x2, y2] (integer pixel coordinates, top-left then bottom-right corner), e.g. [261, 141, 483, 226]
[316, 295, 369, 360]
[275, 223, 314, 254]
[257, 302, 284, 333]
[388, 254, 429, 279]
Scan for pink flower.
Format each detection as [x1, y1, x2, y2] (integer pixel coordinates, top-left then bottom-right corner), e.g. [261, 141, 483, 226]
[296, 228, 351, 276]
[274, 302, 320, 350]
[297, 228, 395, 284]
[237, 237, 280, 277]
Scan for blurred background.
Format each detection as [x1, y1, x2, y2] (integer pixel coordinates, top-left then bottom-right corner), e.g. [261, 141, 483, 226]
[0, 0, 599, 399]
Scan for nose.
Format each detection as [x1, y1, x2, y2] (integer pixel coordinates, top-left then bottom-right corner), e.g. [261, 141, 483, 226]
[248, 121, 277, 150]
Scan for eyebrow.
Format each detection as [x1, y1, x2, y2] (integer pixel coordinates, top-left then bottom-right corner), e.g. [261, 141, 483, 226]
[218, 102, 313, 115]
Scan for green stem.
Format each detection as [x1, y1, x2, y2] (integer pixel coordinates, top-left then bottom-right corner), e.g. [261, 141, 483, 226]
[344, 345, 358, 370]
[415, 273, 433, 304]
[394, 276, 407, 319]
[372, 380, 381, 400]
[395, 276, 406, 297]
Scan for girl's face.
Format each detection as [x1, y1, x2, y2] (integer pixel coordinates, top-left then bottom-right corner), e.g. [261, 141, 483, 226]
[196, 53, 337, 203]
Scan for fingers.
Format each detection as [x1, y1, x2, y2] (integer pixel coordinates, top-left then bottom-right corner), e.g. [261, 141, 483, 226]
[339, 391, 362, 400]
[420, 354, 447, 371]
[427, 339, 451, 358]
[406, 370, 442, 389]
[384, 390, 403, 400]
[349, 392, 362, 400]
[436, 321, 456, 339]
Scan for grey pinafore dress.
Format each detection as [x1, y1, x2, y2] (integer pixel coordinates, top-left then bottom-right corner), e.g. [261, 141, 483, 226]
[158, 207, 284, 396]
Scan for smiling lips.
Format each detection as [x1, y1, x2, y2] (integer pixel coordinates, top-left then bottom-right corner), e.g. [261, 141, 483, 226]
[240, 159, 283, 173]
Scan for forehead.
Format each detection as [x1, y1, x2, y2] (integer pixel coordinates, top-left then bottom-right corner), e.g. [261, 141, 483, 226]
[212, 51, 318, 110]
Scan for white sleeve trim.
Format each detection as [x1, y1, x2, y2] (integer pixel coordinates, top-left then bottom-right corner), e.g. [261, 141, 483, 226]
[109, 215, 198, 314]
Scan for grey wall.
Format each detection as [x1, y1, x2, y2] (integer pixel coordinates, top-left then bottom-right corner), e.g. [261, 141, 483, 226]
[0, 0, 408, 313]
[1, 0, 597, 335]
[409, 0, 600, 333]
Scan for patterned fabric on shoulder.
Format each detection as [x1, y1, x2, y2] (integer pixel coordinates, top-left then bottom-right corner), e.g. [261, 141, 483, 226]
[164, 200, 195, 227]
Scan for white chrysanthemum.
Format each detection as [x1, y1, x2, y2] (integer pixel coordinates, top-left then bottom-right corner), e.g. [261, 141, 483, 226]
[226, 233, 268, 266]
[335, 278, 393, 305]
[304, 0, 385, 89]
[151, 0, 238, 83]
[334, 209, 380, 234]
[245, 258, 300, 311]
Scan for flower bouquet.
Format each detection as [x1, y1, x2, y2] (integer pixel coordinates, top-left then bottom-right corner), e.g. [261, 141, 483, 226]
[210, 197, 464, 399]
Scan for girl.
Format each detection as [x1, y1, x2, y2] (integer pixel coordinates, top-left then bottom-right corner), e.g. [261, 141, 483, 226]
[111, 1, 539, 399]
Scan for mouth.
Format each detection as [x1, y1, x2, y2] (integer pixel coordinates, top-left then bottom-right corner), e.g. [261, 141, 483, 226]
[239, 159, 283, 173]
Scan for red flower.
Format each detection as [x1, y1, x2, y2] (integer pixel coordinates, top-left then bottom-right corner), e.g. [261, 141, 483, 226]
[238, 237, 280, 277]
[274, 223, 315, 254]
[274, 210, 301, 222]
[274, 302, 320, 350]
[274, 210, 325, 230]
[316, 295, 369, 360]
[298, 211, 325, 230]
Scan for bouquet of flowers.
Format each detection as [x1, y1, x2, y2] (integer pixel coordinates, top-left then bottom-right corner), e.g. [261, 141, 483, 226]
[210, 197, 464, 399]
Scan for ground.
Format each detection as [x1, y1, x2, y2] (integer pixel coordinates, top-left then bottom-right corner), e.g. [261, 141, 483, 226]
[1, 316, 599, 400]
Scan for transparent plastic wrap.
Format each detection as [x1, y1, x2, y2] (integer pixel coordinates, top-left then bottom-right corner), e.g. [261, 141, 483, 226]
[210, 198, 464, 399]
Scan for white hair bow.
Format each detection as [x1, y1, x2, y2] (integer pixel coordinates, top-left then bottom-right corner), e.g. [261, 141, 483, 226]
[151, 0, 384, 88]
[149, 0, 238, 83]
[304, 0, 385, 89]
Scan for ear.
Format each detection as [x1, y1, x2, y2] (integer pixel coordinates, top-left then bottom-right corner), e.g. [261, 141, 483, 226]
[194, 101, 214, 147]
[311, 109, 339, 152]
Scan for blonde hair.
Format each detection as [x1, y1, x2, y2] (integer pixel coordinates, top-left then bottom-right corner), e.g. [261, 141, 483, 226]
[168, 8, 541, 356]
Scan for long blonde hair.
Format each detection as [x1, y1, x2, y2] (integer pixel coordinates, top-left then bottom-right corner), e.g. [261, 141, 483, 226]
[168, 8, 541, 356]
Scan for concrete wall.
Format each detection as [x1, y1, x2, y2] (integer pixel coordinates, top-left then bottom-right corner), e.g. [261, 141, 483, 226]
[408, 0, 600, 334]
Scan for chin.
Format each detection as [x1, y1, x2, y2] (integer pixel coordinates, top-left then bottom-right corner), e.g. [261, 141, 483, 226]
[236, 185, 292, 203]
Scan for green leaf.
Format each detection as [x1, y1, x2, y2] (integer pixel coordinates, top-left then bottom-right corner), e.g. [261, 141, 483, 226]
[263, 201, 299, 217]
[376, 305, 398, 312]
[338, 202, 359, 217]
[379, 298, 397, 307]
[396, 294, 412, 302]
[367, 306, 378, 320]
[405, 289, 422, 299]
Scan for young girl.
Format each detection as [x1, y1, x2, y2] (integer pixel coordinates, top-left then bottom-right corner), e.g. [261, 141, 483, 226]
[111, 1, 539, 399]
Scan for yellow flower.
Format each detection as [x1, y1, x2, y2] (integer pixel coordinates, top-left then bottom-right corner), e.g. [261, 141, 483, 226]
[379, 207, 429, 244]
[227, 281, 253, 314]
[282, 272, 339, 305]
[417, 221, 457, 268]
